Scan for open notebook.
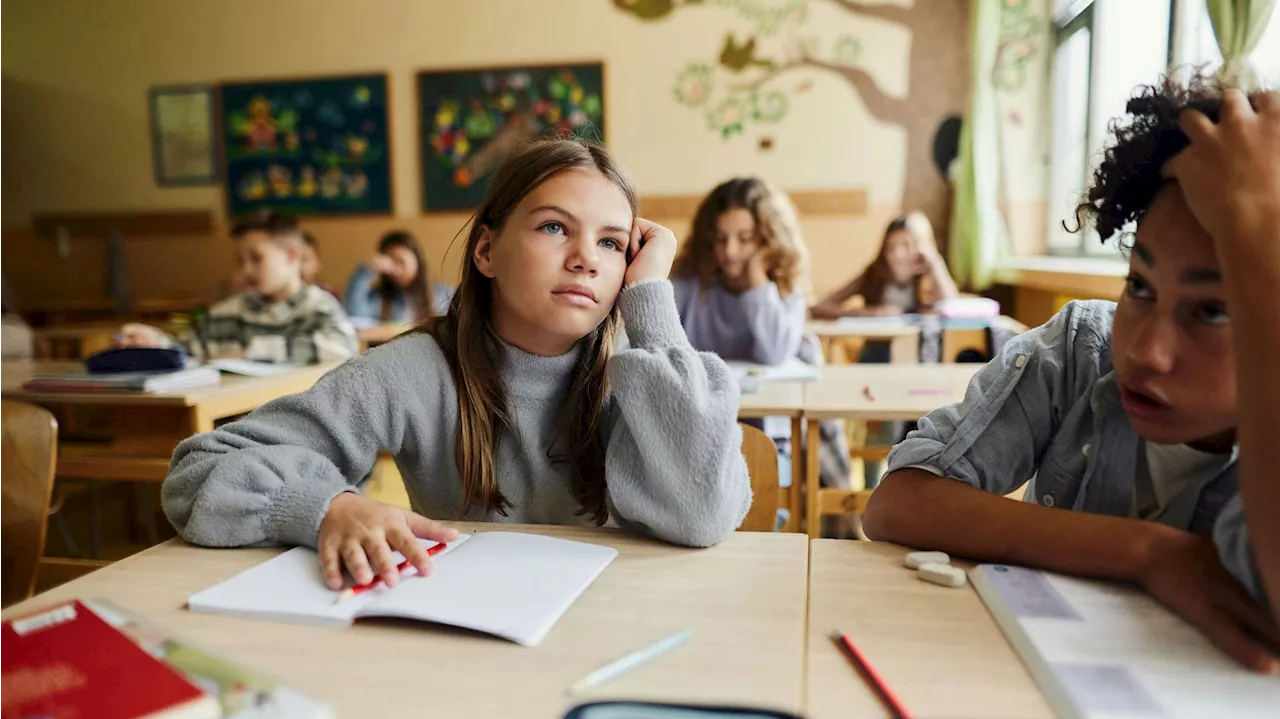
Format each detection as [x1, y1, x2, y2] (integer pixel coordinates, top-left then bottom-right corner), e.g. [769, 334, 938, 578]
[187, 531, 617, 647]
[972, 564, 1280, 718]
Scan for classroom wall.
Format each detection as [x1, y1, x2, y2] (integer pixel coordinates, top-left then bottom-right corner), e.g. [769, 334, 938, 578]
[1, 0, 1049, 310]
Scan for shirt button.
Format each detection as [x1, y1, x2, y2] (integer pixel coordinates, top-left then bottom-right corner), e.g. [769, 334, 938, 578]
[1082, 444, 1091, 457]
[1014, 354, 1028, 368]
[1042, 495, 1056, 508]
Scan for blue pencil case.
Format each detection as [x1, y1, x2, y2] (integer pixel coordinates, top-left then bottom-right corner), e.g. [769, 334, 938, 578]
[85, 347, 188, 374]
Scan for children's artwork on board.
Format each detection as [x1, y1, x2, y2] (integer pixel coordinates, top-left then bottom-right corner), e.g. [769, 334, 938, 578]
[221, 74, 392, 216]
[418, 63, 605, 211]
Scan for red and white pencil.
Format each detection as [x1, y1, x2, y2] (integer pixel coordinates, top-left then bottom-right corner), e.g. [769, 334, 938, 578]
[833, 630, 913, 719]
[334, 541, 449, 603]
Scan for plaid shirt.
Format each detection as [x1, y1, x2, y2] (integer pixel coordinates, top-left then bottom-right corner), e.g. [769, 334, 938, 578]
[887, 300, 1265, 610]
[178, 285, 358, 364]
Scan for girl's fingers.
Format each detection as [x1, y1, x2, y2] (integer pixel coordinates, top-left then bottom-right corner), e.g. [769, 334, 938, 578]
[319, 539, 345, 590]
[388, 527, 434, 578]
[362, 535, 402, 587]
[341, 541, 374, 586]
[404, 511, 459, 543]
[629, 219, 645, 262]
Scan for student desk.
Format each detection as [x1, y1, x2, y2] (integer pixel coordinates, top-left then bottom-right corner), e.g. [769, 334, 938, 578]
[738, 380, 807, 533]
[1, 361, 338, 575]
[801, 364, 980, 535]
[806, 540, 1052, 718]
[357, 323, 413, 350]
[1, 524, 811, 718]
[804, 320, 920, 365]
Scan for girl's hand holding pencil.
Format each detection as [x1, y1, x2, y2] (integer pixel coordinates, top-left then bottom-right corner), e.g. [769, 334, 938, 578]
[318, 493, 458, 591]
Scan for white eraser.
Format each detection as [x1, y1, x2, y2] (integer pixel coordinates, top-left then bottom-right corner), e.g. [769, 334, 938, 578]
[917, 562, 967, 588]
[904, 551, 950, 570]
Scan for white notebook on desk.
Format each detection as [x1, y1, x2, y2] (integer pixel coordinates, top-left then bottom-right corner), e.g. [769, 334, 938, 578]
[187, 531, 617, 647]
[971, 564, 1280, 719]
[726, 358, 821, 385]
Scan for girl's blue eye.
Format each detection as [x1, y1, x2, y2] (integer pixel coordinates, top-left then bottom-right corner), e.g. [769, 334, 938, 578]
[540, 222, 566, 235]
[600, 238, 623, 252]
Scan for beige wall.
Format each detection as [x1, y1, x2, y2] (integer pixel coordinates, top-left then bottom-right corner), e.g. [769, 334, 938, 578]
[1, 0, 1045, 310]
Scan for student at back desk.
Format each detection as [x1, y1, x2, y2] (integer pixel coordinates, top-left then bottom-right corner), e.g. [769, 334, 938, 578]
[669, 177, 850, 527]
[865, 74, 1280, 672]
[117, 211, 358, 364]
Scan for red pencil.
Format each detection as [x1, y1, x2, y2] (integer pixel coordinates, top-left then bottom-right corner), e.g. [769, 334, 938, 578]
[334, 541, 450, 603]
[862, 385, 877, 402]
[833, 630, 913, 719]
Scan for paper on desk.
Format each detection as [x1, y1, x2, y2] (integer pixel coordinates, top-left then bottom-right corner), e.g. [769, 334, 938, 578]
[725, 358, 820, 384]
[207, 359, 301, 377]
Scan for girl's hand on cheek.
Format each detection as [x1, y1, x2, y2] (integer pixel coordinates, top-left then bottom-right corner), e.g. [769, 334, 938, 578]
[624, 218, 677, 288]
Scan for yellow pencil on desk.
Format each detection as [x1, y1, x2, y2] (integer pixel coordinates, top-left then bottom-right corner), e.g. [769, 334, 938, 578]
[567, 628, 693, 695]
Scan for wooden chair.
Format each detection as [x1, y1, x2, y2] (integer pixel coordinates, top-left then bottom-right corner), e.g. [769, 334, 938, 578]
[739, 423, 781, 532]
[2, 400, 59, 605]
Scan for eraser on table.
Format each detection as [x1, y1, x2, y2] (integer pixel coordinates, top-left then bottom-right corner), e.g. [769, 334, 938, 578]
[917, 562, 967, 588]
[904, 551, 950, 569]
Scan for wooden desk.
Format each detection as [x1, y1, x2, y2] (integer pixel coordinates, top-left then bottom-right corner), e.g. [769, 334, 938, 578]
[804, 321, 920, 365]
[357, 323, 412, 350]
[806, 540, 1051, 718]
[738, 380, 806, 533]
[2, 524, 810, 717]
[2, 360, 338, 576]
[801, 365, 980, 535]
[3, 361, 337, 434]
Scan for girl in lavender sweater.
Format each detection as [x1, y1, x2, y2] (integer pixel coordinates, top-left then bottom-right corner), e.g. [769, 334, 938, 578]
[669, 178, 849, 528]
[669, 177, 810, 365]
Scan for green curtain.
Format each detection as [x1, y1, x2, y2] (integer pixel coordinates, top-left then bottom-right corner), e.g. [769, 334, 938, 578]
[949, 0, 1008, 291]
[1206, 0, 1277, 89]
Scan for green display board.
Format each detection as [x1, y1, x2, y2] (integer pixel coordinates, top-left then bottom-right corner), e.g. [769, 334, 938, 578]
[418, 63, 605, 211]
[221, 74, 392, 216]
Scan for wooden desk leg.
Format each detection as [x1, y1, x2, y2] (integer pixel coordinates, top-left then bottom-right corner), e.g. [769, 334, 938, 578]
[788, 416, 803, 533]
[889, 334, 918, 364]
[806, 418, 822, 537]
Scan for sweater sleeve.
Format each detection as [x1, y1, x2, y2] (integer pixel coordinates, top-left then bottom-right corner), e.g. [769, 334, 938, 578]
[161, 335, 443, 549]
[739, 283, 806, 364]
[602, 280, 752, 547]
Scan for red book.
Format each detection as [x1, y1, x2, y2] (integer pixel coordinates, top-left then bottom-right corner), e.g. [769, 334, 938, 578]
[1, 600, 219, 719]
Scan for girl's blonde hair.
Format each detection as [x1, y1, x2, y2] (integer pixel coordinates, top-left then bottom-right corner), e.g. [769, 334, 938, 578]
[858, 211, 936, 310]
[423, 137, 637, 525]
[672, 177, 810, 297]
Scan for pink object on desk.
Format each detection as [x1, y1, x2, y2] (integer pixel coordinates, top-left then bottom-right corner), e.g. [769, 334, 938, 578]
[907, 387, 953, 396]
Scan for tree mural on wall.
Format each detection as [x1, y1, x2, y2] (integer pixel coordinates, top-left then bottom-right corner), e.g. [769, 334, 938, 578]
[616, 0, 970, 248]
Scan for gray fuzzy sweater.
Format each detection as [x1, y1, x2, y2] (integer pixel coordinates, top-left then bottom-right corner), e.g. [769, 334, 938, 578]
[161, 280, 751, 549]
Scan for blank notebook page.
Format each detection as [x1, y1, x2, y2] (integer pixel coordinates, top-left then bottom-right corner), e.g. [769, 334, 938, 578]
[186, 531, 617, 647]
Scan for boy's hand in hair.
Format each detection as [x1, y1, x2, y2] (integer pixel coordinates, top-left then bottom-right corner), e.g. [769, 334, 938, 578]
[624, 217, 678, 288]
[1163, 89, 1280, 257]
[318, 493, 459, 591]
[1141, 530, 1280, 674]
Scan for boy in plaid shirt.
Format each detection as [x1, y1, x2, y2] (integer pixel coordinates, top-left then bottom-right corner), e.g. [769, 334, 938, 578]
[119, 211, 357, 364]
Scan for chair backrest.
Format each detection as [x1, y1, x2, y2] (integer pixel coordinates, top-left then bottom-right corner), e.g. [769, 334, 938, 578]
[2, 400, 58, 605]
[738, 422, 780, 532]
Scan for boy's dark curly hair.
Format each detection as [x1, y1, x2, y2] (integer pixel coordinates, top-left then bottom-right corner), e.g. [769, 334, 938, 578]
[1072, 71, 1229, 246]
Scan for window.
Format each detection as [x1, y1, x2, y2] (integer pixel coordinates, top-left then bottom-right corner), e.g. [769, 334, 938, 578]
[1046, 0, 1173, 256]
[1172, 0, 1280, 83]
